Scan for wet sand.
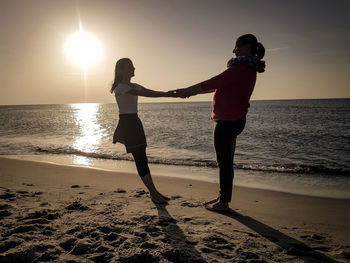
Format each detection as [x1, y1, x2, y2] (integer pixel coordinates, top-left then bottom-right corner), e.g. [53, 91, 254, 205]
[0, 157, 349, 262]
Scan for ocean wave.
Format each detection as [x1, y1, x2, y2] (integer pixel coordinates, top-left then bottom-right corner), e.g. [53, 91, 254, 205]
[34, 146, 350, 177]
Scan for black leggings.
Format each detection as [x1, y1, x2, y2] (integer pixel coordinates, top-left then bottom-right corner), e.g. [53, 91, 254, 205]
[214, 117, 246, 203]
[131, 147, 150, 178]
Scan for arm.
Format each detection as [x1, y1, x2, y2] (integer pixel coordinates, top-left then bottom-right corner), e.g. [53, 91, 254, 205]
[127, 84, 177, 98]
[170, 67, 234, 98]
[171, 82, 210, 98]
[183, 83, 203, 96]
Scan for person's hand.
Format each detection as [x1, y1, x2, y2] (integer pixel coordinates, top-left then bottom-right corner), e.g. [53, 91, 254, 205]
[167, 89, 191, 98]
[165, 90, 178, 97]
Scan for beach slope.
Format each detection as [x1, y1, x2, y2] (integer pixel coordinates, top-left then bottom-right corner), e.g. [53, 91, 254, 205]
[0, 157, 349, 262]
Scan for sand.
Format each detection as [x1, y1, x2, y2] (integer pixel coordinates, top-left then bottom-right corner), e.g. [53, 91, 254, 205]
[0, 156, 349, 263]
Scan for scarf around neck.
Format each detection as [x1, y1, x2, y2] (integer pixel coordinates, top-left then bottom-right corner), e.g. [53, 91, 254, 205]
[227, 56, 265, 73]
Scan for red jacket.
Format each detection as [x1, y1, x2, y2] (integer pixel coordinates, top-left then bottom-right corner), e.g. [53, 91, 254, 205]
[201, 64, 257, 121]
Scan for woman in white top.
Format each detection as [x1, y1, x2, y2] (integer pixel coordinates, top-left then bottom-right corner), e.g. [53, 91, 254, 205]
[111, 58, 178, 204]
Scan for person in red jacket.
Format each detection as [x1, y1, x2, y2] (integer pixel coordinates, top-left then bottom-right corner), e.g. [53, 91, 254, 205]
[172, 34, 266, 211]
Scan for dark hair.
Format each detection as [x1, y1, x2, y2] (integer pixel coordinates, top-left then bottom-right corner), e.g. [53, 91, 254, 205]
[110, 58, 132, 93]
[237, 34, 265, 59]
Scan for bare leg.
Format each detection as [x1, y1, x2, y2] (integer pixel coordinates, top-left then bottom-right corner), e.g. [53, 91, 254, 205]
[158, 192, 170, 201]
[131, 149, 169, 203]
[141, 173, 168, 204]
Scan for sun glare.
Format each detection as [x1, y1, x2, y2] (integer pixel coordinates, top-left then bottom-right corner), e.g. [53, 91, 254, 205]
[65, 29, 103, 67]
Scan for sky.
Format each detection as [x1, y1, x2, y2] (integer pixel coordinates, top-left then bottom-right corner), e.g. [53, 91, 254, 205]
[0, 0, 349, 105]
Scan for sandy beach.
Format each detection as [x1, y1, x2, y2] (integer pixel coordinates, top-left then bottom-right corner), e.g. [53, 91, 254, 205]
[0, 157, 349, 263]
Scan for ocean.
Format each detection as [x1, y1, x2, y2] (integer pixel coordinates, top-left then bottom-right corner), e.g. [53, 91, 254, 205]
[1, 99, 349, 198]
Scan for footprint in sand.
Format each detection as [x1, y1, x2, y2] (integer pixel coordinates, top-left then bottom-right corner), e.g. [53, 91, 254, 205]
[94, 245, 113, 253]
[0, 204, 12, 210]
[312, 246, 332, 252]
[200, 247, 216, 254]
[157, 216, 177, 226]
[171, 195, 182, 200]
[0, 238, 22, 253]
[0, 204, 12, 219]
[17, 191, 36, 197]
[190, 219, 211, 226]
[70, 239, 93, 255]
[22, 183, 34, 186]
[163, 249, 207, 263]
[110, 236, 128, 248]
[183, 217, 192, 222]
[131, 231, 148, 244]
[181, 201, 202, 207]
[66, 225, 83, 235]
[41, 225, 56, 236]
[311, 233, 325, 241]
[118, 251, 159, 263]
[114, 188, 127, 193]
[0, 243, 60, 262]
[11, 224, 38, 234]
[90, 252, 114, 262]
[97, 225, 124, 234]
[140, 242, 158, 249]
[65, 201, 89, 211]
[0, 189, 16, 201]
[203, 234, 235, 251]
[104, 232, 119, 241]
[39, 202, 49, 207]
[132, 215, 157, 223]
[143, 225, 162, 237]
[59, 237, 77, 251]
[0, 210, 12, 219]
[133, 189, 148, 198]
[61, 237, 99, 257]
[239, 251, 261, 260]
[16, 190, 29, 195]
[34, 249, 61, 262]
[23, 218, 51, 225]
[23, 209, 60, 221]
[185, 237, 198, 245]
[75, 228, 96, 239]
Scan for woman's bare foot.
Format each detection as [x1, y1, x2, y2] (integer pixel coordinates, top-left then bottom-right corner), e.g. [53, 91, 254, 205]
[203, 197, 219, 206]
[205, 201, 230, 212]
[140, 173, 168, 204]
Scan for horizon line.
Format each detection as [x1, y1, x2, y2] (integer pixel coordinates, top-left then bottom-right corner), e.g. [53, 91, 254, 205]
[0, 97, 349, 107]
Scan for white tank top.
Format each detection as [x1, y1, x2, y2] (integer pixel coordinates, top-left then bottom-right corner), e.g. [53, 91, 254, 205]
[114, 83, 144, 114]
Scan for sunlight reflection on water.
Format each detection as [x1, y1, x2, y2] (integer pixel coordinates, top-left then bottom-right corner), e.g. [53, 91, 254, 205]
[71, 104, 102, 161]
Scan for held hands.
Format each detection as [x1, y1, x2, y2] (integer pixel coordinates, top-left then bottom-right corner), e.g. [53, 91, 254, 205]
[166, 89, 192, 98]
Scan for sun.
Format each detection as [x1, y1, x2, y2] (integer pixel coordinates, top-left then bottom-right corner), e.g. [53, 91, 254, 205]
[65, 29, 103, 68]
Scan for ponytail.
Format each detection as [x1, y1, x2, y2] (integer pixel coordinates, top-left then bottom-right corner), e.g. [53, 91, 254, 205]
[256, 42, 265, 59]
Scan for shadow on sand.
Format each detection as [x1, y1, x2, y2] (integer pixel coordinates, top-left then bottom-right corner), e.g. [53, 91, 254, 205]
[215, 210, 338, 263]
[155, 204, 207, 263]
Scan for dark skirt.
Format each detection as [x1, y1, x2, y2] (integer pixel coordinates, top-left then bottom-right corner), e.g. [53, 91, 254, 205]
[113, 114, 147, 153]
